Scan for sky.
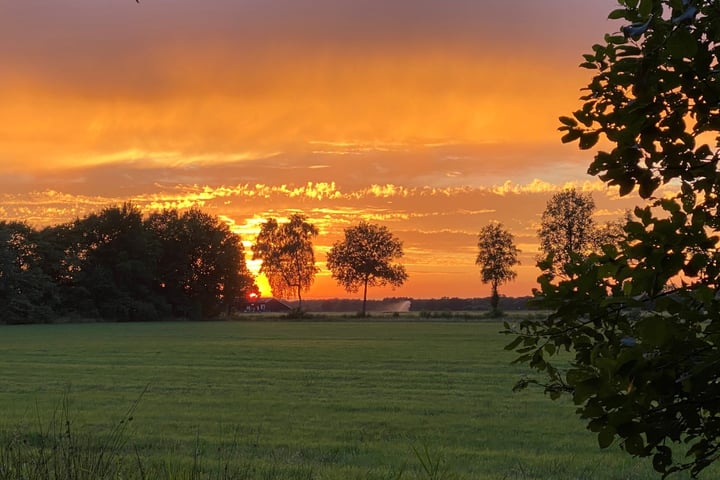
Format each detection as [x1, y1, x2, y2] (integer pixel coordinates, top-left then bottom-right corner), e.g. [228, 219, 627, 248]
[0, 0, 650, 300]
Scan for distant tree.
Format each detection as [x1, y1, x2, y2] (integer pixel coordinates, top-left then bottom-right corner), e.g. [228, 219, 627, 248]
[592, 210, 631, 252]
[537, 189, 597, 278]
[326, 221, 408, 316]
[507, 1, 720, 477]
[475, 222, 520, 313]
[252, 214, 318, 311]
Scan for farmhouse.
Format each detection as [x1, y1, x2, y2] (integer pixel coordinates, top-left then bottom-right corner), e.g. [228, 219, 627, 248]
[238, 297, 292, 313]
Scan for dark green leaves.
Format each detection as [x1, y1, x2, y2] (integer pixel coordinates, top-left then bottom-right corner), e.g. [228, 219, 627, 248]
[638, 0, 654, 18]
[608, 8, 630, 20]
[667, 28, 697, 59]
[519, 1, 720, 476]
[598, 427, 616, 449]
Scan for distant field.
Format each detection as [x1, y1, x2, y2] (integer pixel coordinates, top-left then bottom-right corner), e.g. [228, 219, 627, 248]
[0, 320, 707, 479]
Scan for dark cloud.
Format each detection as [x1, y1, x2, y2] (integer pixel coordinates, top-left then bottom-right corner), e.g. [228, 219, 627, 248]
[2, 1, 618, 94]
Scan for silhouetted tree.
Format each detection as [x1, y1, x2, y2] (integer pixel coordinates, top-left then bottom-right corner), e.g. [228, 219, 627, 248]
[146, 208, 255, 319]
[64, 203, 159, 321]
[475, 222, 519, 313]
[537, 189, 596, 279]
[326, 221, 407, 316]
[252, 214, 318, 311]
[0, 221, 56, 324]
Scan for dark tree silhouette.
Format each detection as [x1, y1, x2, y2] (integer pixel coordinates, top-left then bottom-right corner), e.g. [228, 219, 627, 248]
[0, 221, 55, 324]
[252, 214, 318, 311]
[326, 221, 407, 316]
[475, 222, 519, 313]
[0, 204, 255, 322]
[537, 189, 596, 279]
[146, 208, 255, 319]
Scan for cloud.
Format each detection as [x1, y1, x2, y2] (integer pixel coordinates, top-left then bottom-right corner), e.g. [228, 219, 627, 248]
[1, 0, 620, 174]
[1, 0, 629, 298]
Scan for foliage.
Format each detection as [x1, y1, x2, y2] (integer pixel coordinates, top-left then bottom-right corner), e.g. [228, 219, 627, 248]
[0, 204, 254, 323]
[145, 208, 255, 319]
[252, 214, 319, 309]
[475, 222, 520, 313]
[67, 203, 159, 321]
[508, 0, 720, 477]
[0, 221, 56, 324]
[326, 221, 408, 316]
[537, 189, 597, 278]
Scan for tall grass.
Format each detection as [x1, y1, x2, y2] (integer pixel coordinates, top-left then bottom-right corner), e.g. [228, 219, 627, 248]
[0, 410, 454, 480]
[0, 389, 142, 480]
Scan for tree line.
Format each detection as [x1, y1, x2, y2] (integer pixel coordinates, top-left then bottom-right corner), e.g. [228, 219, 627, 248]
[1, 187, 625, 324]
[0, 204, 255, 324]
[0, 207, 411, 323]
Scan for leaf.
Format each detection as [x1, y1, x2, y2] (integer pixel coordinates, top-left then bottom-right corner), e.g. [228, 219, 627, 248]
[504, 336, 524, 351]
[608, 8, 629, 20]
[561, 130, 582, 144]
[624, 433, 645, 455]
[637, 317, 670, 346]
[579, 131, 600, 150]
[605, 34, 628, 45]
[617, 178, 635, 196]
[559, 116, 578, 127]
[653, 446, 673, 473]
[616, 45, 642, 57]
[667, 28, 698, 60]
[637, 177, 660, 199]
[598, 427, 615, 449]
[638, 0, 653, 17]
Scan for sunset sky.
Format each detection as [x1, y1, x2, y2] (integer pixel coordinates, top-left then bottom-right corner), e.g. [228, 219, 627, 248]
[1, 1, 652, 300]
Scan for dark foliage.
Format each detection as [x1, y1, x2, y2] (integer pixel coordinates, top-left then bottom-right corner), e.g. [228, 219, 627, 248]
[327, 221, 408, 316]
[507, 1, 720, 477]
[0, 204, 255, 324]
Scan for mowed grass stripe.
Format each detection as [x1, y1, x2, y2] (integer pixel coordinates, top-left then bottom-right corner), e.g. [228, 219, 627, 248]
[0, 320, 708, 479]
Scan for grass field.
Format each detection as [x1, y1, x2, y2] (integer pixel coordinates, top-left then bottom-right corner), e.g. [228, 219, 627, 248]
[0, 319, 709, 479]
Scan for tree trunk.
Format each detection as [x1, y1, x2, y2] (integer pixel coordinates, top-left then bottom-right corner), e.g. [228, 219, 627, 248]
[362, 277, 369, 317]
[491, 281, 499, 312]
[297, 284, 303, 311]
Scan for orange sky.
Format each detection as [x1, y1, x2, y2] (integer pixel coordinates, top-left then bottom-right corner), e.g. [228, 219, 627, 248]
[0, 1, 652, 300]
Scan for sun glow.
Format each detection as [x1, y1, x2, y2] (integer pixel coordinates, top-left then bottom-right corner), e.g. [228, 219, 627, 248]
[1, 0, 637, 300]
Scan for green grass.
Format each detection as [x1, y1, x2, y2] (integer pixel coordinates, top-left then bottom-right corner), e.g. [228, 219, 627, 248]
[0, 320, 711, 479]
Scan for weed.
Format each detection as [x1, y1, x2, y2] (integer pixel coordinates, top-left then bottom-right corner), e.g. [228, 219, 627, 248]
[411, 444, 452, 480]
[0, 385, 145, 480]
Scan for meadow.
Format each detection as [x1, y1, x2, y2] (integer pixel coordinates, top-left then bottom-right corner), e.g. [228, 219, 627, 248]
[0, 319, 709, 479]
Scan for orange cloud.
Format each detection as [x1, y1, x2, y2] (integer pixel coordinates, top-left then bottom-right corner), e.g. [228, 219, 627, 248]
[1, 0, 632, 299]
